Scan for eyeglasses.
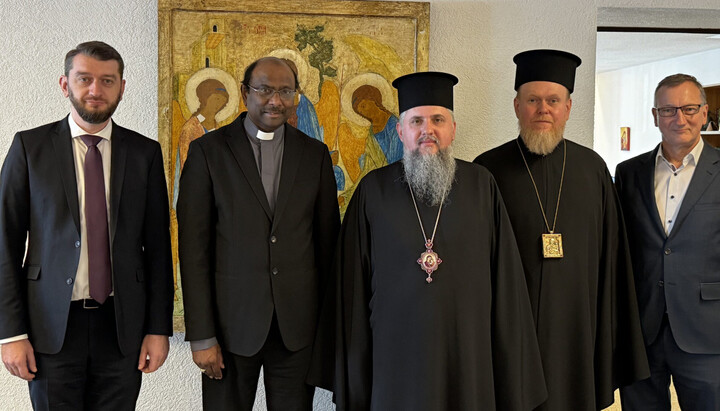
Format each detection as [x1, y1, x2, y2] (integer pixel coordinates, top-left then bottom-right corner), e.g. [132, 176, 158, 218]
[245, 84, 297, 101]
[654, 104, 703, 118]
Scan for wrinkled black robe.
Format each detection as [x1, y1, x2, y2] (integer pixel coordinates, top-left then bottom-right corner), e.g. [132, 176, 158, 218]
[474, 137, 649, 411]
[316, 160, 547, 410]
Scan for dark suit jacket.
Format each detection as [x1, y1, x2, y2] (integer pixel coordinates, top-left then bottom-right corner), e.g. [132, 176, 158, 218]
[0, 117, 174, 355]
[177, 113, 339, 356]
[615, 142, 720, 354]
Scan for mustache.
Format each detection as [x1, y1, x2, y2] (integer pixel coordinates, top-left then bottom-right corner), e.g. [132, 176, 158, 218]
[418, 135, 439, 144]
[533, 116, 553, 122]
[263, 107, 285, 114]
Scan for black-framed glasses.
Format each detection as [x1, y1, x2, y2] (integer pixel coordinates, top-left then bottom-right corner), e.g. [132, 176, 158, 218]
[654, 104, 703, 117]
[245, 84, 297, 101]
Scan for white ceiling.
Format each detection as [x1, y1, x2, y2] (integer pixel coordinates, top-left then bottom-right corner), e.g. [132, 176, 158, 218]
[596, 32, 720, 73]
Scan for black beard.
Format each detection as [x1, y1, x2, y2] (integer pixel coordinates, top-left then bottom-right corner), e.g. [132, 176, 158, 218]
[69, 88, 120, 124]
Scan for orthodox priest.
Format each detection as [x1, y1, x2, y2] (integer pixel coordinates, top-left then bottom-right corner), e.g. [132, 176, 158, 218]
[317, 72, 548, 410]
[473, 49, 649, 411]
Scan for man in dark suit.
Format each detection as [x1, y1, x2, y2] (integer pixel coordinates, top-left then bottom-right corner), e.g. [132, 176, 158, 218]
[178, 57, 339, 410]
[616, 73, 720, 411]
[0, 41, 173, 410]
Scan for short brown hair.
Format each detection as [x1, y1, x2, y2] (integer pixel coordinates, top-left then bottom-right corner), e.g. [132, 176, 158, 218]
[654, 73, 706, 106]
[64, 41, 124, 78]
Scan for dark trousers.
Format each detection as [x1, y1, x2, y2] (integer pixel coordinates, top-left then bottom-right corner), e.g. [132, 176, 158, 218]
[621, 315, 720, 411]
[202, 316, 314, 411]
[28, 298, 141, 411]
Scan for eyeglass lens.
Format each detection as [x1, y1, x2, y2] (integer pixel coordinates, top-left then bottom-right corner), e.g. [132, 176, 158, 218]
[249, 85, 296, 100]
[657, 105, 701, 117]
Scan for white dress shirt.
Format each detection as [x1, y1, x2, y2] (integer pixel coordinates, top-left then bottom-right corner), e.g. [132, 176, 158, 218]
[654, 138, 704, 236]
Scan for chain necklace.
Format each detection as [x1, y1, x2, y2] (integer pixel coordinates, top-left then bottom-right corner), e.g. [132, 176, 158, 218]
[408, 183, 444, 283]
[516, 138, 566, 258]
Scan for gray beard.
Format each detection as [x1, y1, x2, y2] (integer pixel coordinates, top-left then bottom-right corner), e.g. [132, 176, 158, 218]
[403, 145, 456, 207]
[518, 121, 565, 155]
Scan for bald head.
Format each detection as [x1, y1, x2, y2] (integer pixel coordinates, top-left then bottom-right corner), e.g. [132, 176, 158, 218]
[242, 57, 298, 90]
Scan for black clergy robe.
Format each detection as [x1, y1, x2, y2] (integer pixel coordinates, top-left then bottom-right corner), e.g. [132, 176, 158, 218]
[474, 137, 649, 411]
[320, 160, 547, 410]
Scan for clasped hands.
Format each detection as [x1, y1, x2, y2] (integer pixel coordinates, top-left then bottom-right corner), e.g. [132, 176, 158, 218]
[193, 343, 224, 379]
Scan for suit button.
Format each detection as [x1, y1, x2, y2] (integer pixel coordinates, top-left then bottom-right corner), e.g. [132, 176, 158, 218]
[74, 241, 80, 248]
[658, 280, 664, 287]
[66, 278, 73, 285]
[664, 248, 671, 255]
[272, 268, 278, 275]
[270, 236, 277, 244]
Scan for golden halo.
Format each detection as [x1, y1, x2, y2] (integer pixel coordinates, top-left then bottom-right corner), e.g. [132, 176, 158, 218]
[340, 73, 397, 126]
[184, 68, 239, 123]
[268, 48, 316, 101]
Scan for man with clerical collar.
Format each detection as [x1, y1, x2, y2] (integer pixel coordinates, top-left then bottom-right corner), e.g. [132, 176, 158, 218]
[616, 73, 720, 411]
[474, 49, 649, 410]
[317, 71, 547, 410]
[177, 56, 339, 410]
[0, 41, 173, 409]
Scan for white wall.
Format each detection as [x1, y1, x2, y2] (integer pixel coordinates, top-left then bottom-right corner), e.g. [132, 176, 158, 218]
[594, 5, 720, 174]
[595, 48, 720, 174]
[0, 0, 716, 409]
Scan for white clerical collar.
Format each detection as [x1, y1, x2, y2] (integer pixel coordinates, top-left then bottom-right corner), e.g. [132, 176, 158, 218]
[68, 114, 113, 141]
[257, 130, 275, 141]
[243, 114, 283, 141]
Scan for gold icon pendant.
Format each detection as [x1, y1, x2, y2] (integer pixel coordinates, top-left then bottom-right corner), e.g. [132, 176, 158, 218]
[542, 233, 564, 258]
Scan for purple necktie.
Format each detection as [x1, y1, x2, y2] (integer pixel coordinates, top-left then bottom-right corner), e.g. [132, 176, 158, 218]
[80, 135, 111, 303]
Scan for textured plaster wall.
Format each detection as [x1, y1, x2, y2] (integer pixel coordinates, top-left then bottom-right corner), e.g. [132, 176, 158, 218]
[426, 0, 598, 159]
[0, 0, 714, 409]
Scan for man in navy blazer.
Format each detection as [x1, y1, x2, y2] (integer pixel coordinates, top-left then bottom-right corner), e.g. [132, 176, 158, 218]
[0, 42, 173, 410]
[616, 73, 720, 411]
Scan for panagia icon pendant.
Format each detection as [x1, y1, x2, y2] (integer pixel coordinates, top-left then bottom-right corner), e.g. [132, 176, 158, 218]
[542, 233, 564, 258]
[417, 240, 442, 283]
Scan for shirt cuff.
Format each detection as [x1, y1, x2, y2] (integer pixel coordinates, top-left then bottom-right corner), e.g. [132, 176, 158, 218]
[0, 334, 29, 344]
[190, 337, 218, 352]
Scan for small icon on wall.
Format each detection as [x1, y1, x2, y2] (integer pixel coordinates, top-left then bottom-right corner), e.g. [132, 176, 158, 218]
[620, 127, 630, 151]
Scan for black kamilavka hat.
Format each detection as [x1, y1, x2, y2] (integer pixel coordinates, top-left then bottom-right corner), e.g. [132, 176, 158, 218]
[392, 72, 459, 113]
[513, 49, 582, 93]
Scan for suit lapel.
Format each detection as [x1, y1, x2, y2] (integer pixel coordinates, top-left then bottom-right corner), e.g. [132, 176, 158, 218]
[272, 129, 304, 231]
[109, 122, 127, 245]
[225, 114, 273, 220]
[669, 142, 720, 237]
[51, 117, 81, 234]
[638, 145, 666, 237]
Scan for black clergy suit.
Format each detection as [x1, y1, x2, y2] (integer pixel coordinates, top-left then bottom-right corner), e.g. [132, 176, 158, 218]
[177, 112, 339, 408]
[615, 142, 720, 410]
[0, 117, 174, 407]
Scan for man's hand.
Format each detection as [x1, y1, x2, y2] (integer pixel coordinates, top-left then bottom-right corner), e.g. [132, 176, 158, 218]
[192, 343, 224, 380]
[137, 334, 169, 373]
[1, 339, 37, 381]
